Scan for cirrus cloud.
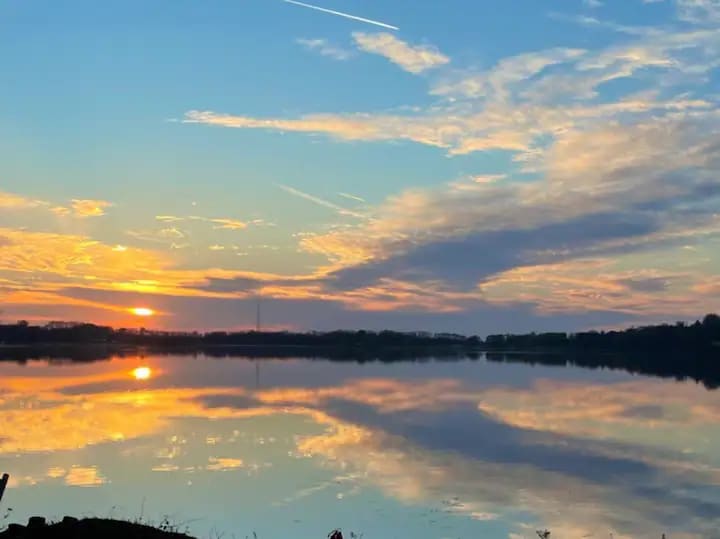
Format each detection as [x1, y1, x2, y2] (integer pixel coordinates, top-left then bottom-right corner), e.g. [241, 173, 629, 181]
[352, 32, 450, 74]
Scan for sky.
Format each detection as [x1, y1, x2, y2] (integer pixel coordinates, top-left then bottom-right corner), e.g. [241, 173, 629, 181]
[1, 0, 720, 333]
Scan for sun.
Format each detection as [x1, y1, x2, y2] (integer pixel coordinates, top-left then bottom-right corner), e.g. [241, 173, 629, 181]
[132, 367, 152, 380]
[130, 307, 155, 317]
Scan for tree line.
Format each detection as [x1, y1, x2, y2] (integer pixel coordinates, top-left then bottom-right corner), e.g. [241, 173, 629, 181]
[0, 314, 718, 350]
[0, 315, 718, 387]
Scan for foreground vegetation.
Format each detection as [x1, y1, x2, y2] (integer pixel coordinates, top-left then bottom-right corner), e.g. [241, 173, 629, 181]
[0, 517, 360, 539]
[0, 516, 192, 539]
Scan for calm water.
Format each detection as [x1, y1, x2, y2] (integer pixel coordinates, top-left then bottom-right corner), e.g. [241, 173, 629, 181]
[1, 353, 719, 539]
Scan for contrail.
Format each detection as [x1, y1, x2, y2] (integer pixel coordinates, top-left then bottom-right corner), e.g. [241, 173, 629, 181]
[283, 0, 399, 31]
[277, 184, 367, 219]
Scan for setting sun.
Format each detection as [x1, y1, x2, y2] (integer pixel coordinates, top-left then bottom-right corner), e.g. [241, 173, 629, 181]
[130, 307, 155, 317]
[132, 367, 152, 380]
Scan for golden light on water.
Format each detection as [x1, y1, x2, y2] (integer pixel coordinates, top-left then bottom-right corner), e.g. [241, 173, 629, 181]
[132, 367, 152, 380]
[130, 307, 155, 317]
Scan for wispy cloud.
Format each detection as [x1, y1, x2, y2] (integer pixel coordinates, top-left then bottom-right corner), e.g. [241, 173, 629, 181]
[158, 227, 185, 239]
[156, 215, 185, 223]
[70, 199, 113, 218]
[677, 0, 720, 22]
[471, 174, 506, 184]
[353, 33, 449, 74]
[155, 215, 248, 230]
[431, 47, 585, 99]
[283, 0, 399, 31]
[297, 38, 354, 60]
[200, 217, 247, 230]
[184, 97, 709, 158]
[0, 191, 113, 218]
[0, 191, 45, 209]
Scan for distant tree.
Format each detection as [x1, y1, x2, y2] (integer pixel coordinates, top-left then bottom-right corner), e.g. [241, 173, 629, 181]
[702, 313, 720, 328]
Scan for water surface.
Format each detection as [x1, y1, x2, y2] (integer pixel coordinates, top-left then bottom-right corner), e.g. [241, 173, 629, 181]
[1, 353, 719, 538]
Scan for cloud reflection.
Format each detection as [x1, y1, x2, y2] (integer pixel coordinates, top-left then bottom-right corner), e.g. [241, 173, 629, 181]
[0, 356, 718, 538]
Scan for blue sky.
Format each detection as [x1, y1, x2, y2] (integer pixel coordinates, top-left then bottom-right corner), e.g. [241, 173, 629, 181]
[1, 0, 719, 332]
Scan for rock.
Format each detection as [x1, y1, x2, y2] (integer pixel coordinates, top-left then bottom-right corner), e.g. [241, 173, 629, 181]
[27, 517, 46, 528]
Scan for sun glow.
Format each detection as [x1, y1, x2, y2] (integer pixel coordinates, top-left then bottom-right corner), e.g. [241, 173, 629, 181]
[130, 307, 155, 317]
[132, 367, 152, 381]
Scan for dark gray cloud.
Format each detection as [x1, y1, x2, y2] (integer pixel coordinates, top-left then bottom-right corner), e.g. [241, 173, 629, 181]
[199, 394, 259, 409]
[200, 275, 324, 294]
[621, 404, 667, 420]
[328, 211, 661, 291]
[619, 277, 672, 293]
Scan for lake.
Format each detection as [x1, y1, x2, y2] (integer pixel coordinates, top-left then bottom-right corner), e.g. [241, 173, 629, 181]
[1, 353, 719, 539]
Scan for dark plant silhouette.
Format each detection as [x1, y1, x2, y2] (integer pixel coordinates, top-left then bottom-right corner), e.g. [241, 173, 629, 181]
[1, 314, 719, 387]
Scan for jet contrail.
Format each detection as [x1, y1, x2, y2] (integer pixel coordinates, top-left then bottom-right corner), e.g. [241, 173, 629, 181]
[277, 184, 367, 219]
[284, 0, 399, 31]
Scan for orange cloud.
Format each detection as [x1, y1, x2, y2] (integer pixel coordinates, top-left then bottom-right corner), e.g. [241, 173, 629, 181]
[64, 466, 106, 487]
[206, 457, 244, 471]
[70, 199, 113, 218]
[0, 191, 45, 209]
[0, 191, 114, 218]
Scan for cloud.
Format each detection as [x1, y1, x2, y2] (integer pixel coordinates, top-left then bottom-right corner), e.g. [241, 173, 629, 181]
[64, 466, 106, 487]
[297, 38, 354, 60]
[155, 215, 185, 223]
[6, 98, 720, 326]
[0, 226, 292, 310]
[471, 174, 506, 184]
[206, 457, 244, 471]
[185, 17, 719, 161]
[0, 191, 113, 219]
[352, 32, 450, 74]
[70, 199, 113, 218]
[183, 96, 710, 158]
[0, 227, 167, 281]
[154, 215, 248, 230]
[200, 217, 247, 230]
[677, 0, 720, 22]
[291, 112, 720, 317]
[6, 3, 720, 329]
[431, 47, 585, 99]
[476, 260, 704, 316]
[158, 227, 185, 239]
[0, 191, 45, 209]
